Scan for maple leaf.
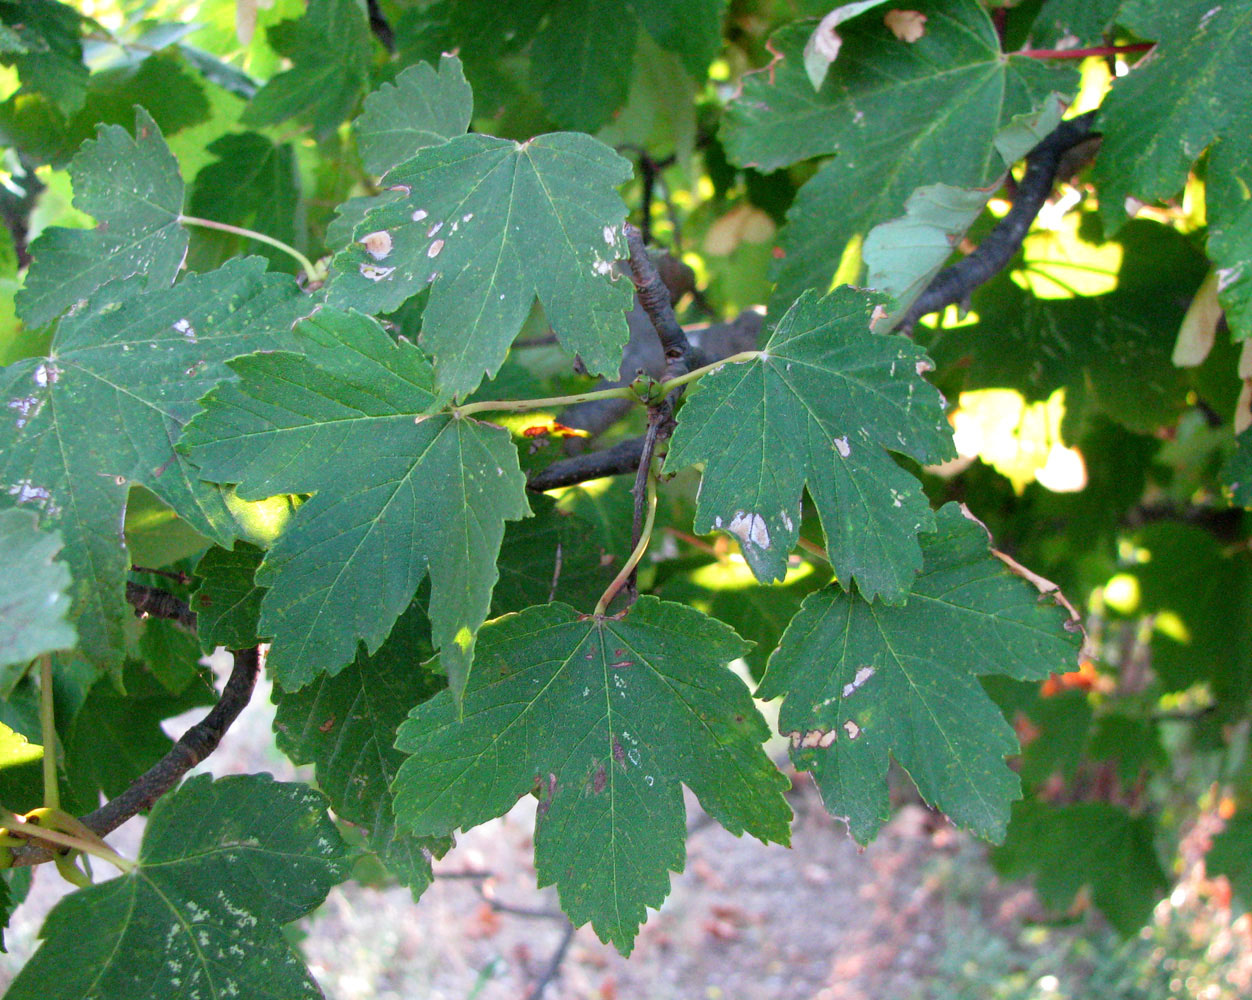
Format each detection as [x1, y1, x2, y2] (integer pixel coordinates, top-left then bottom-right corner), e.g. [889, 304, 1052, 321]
[0, 259, 312, 673]
[17, 108, 188, 329]
[392, 597, 791, 953]
[1092, 1, 1252, 234]
[243, 0, 372, 140]
[757, 504, 1080, 844]
[354, 55, 473, 176]
[721, 0, 1075, 307]
[326, 131, 633, 401]
[0, 508, 75, 667]
[181, 307, 530, 696]
[191, 542, 266, 653]
[666, 286, 955, 601]
[274, 600, 450, 898]
[4, 775, 347, 1000]
[992, 801, 1167, 934]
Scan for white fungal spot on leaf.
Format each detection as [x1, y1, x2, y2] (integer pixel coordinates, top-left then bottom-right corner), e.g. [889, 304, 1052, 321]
[603, 225, 616, 245]
[428, 239, 445, 258]
[843, 719, 862, 739]
[426, 221, 443, 237]
[34, 362, 60, 386]
[360, 264, 395, 281]
[834, 436, 851, 458]
[728, 510, 770, 549]
[462, 212, 474, 223]
[593, 258, 613, 276]
[842, 665, 875, 698]
[411, 209, 428, 222]
[915, 358, 934, 376]
[780, 509, 794, 532]
[360, 230, 392, 260]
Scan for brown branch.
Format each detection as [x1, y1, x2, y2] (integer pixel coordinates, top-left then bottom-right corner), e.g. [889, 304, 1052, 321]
[524, 920, 577, 1000]
[527, 436, 647, 492]
[895, 111, 1098, 333]
[126, 581, 197, 630]
[623, 223, 703, 377]
[9, 646, 262, 867]
[365, 0, 395, 52]
[1018, 43, 1152, 60]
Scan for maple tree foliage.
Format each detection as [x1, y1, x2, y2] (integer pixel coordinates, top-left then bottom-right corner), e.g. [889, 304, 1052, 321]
[0, 0, 1251, 991]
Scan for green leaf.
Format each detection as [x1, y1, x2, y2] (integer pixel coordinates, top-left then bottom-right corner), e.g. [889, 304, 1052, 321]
[16, 108, 188, 329]
[274, 600, 449, 898]
[187, 132, 300, 270]
[0, 507, 75, 667]
[1093, 1, 1252, 233]
[0, 721, 43, 820]
[757, 503, 1081, 844]
[327, 131, 634, 401]
[61, 663, 215, 815]
[1223, 427, 1252, 507]
[1028, 0, 1122, 48]
[355, 55, 473, 176]
[530, 0, 637, 131]
[393, 597, 790, 953]
[1207, 812, 1252, 915]
[630, 0, 726, 78]
[666, 286, 954, 600]
[191, 542, 267, 653]
[5, 774, 348, 1000]
[0, 0, 87, 115]
[1209, 199, 1252, 341]
[244, 0, 372, 140]
[992, 801, 1168, 935]
[0, 259, 312, 673]
[722, 1, 1075, 307]
[181, 308, 530, 695]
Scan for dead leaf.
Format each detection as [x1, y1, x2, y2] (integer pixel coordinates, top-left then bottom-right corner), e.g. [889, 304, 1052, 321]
[703, 204, 777, 256]
[884, 10, 927, 43]
[1173, 268, 1221, 367]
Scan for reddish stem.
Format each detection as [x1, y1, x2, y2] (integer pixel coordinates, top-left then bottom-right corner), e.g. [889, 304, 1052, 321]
[1018, 42, 1153, 60]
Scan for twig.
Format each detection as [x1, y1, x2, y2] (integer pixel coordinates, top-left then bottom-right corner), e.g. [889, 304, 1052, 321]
[126, 582, 197, 630]
[527, 436, 647, 492]
[131, 565, 192, 585]
[623, 223, 703, 377]
[10, 646, 262, 867]
[895, 111, 1098, 333]
[524, 920, 577, 1000]
[1018, 43, 1152, 60]
[365, 0, 395, 52]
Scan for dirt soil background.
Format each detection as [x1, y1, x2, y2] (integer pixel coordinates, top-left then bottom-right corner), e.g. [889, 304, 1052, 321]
[3, 667, 1251, 1000]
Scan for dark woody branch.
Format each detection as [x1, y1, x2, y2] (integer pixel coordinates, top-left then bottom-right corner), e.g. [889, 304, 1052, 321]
[895, 110, 1099, 333]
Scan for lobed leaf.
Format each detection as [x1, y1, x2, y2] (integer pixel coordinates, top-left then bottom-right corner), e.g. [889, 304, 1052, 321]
[1, 260, 312, 673]
[5, 774, 348, 1000]
[17, 108, 188, 328]
[393, 597, 791, 953]
[182, 308, 530, 697]
[327, 131, 633, 401]
[354, 55, 473, 176]
[666, 286, 955, 601]
[758, 504, 1081, 844]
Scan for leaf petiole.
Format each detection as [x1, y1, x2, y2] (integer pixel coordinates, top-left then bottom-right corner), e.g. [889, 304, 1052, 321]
[0, 810, 136, 874]
[38, 654, 58, 812]
[178, 215, 325, 282]
[594, 469, 658, 616]
[656, 351, 764, 394]
[452, 384, 637, 418]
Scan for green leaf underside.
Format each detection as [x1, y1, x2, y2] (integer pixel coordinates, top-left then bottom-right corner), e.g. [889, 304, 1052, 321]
[1, 259, 311, 673]
[1093, 1, 1252, 234]
[0, 507, 76, 667]
[354, 55, 473, 177]
[326, 131, 633, 401]
[6, 774, 347, 1000]
[17, 108, 188, 329]
[666, 286, 955, 601]
[274, 600, 449, 897]
[721, 1, 1074, 307]
[243, 0, 371, 140]
[393, 597, 791, 953]
[992, 801, 1168, 935]
[192, 542, 266, 652]
[181, 308, 530, 696]
[757, 504, 1080, 844]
